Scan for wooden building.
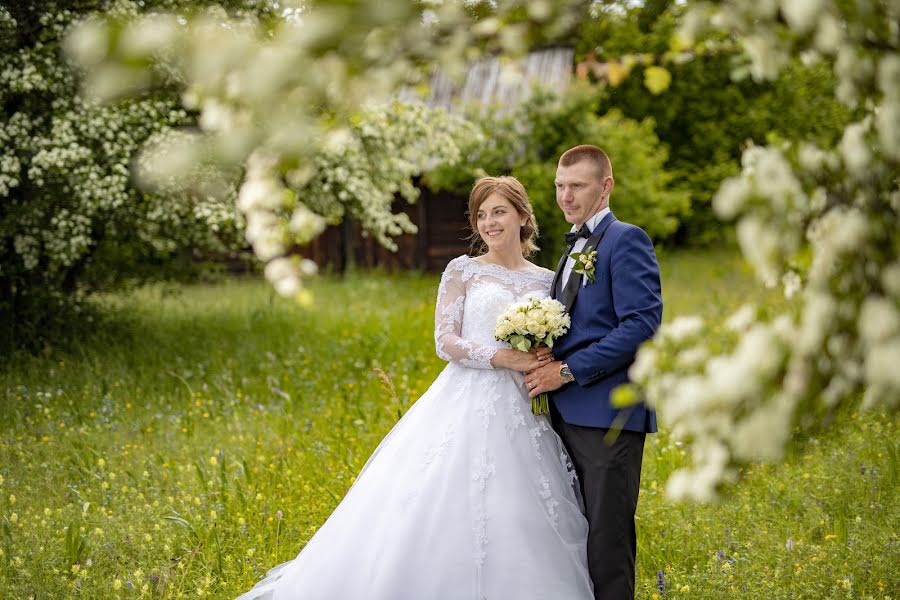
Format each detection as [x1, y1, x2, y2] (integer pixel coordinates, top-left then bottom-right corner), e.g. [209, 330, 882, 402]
[303, 47, 574, 273]
[300, 187, 470, 273]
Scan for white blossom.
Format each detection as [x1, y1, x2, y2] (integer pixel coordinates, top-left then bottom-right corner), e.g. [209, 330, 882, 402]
[797, 143, 829, 174]
[781, 270, 802, 299]
[237, 178, 284, 213]
[797, 291, 837, 353]
[675, 346, 709, 369]
[864, 339, 900, 391]
[725, 304, 756, 332]
[119, 14, 179, 59]
[730, 394, 794, 460]
[712, 176, 750, 219]
[858, 297, 900, 345]
[629, 346, 657, 382]
[64, 17, 109, 67]
[665, 441, 732, 502]
[659, 315, 704, 343]
[298, 258, 318, 277]
[779, 0, 823, 35]
[264, 257, 301, 297]
[741, 32, 789, 81]
[288, 205, 326, 243]
[882, 262, 900, 299]
[813, 14, 843, 54]
[874, 101, 900, 161]
[736, 216, 780, 287]
[839, 119, 872, 174]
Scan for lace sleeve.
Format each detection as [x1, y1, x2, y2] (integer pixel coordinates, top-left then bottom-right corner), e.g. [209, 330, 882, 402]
[434, 258, 498, 369]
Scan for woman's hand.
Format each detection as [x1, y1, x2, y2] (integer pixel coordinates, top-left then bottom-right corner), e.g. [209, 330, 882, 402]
[491, 347, 554, 372]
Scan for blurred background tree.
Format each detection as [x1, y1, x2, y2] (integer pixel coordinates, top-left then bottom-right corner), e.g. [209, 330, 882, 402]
[0, 0, 281, 351]
[0, 0, 487, 351]
[574, 0, 856, 245]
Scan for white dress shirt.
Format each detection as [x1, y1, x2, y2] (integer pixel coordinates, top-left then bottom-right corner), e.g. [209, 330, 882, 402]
[561, 208, 610, 289]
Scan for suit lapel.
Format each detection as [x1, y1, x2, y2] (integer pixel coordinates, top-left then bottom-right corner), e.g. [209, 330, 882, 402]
[551, 248, 570, 299]
[559, 213, 617, 311]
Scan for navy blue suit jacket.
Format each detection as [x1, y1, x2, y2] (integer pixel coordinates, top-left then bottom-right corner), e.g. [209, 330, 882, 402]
[551, 212, 662, 432]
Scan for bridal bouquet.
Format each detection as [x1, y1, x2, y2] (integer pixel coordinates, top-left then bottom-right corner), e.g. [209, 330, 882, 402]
[495, 297, 571, 415]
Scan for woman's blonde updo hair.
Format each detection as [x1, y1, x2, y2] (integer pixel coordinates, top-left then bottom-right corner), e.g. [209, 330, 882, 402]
[467, 176, 539, 257]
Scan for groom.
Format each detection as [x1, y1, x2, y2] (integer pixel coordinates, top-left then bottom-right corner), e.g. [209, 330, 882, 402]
[524, 145, 662, 600]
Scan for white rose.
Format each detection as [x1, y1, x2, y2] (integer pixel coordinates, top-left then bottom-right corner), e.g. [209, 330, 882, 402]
[526, 318, 545, 336]
[510, 312, 527, 331]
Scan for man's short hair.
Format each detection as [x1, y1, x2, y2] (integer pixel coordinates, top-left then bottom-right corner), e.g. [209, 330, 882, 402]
[559, 145, 612, 180]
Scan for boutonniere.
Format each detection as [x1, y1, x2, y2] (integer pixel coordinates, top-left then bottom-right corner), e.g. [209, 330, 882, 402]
[569, 249, 598, 285]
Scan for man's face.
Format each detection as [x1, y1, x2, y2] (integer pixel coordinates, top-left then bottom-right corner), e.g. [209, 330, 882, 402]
[555, 160, 611, 227]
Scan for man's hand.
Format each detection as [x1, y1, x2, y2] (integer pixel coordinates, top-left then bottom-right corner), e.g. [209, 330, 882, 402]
[524, 360, 568, 399]
[492, 346, 554, 372]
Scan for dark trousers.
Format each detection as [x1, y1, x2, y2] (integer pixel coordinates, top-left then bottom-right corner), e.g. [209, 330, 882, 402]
[550, 403, 645, 600]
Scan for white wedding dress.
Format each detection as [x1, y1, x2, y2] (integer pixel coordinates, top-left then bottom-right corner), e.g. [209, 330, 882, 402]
[237, 255, 593, 600]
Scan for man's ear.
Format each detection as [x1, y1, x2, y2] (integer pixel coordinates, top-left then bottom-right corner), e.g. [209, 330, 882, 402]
[603, 176, 615, 196]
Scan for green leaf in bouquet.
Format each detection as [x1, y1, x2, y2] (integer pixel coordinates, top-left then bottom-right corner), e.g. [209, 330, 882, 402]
[509, 334, 531, 352]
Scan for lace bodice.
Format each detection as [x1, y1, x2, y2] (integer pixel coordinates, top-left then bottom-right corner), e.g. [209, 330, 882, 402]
[435, 255, 555, 369]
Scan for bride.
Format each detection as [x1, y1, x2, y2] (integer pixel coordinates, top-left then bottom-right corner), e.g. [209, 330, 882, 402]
[237, 176, 593, 600]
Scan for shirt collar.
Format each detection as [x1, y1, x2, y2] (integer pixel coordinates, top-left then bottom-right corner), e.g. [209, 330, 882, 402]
[569, 207, 610, 234]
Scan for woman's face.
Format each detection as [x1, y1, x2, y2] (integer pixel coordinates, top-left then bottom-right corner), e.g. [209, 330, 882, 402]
[476, 192, 524, 253]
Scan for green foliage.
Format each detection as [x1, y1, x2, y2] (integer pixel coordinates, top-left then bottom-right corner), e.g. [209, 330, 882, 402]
[427, 85, 690, 266]
[0, 251, 896, 598]
[602, 56, 854, 244]
[572, 4, 856, 245]
[575, 0, 677, 62]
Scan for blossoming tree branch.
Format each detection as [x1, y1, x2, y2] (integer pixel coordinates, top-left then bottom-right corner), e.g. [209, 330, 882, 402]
[65, 0, 583, 296]
[623, 0, 899, 499]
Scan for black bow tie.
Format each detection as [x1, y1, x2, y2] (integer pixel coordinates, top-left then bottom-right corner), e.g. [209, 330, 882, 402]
[563, 224, 592, 245]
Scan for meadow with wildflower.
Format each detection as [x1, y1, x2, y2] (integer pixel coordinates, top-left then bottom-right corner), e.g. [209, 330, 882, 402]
[71, 0, 900, 499]
[1, 249, 897, 599]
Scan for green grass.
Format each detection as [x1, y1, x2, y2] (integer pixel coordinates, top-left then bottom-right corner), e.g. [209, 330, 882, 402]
[0, 249, 897, 599]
